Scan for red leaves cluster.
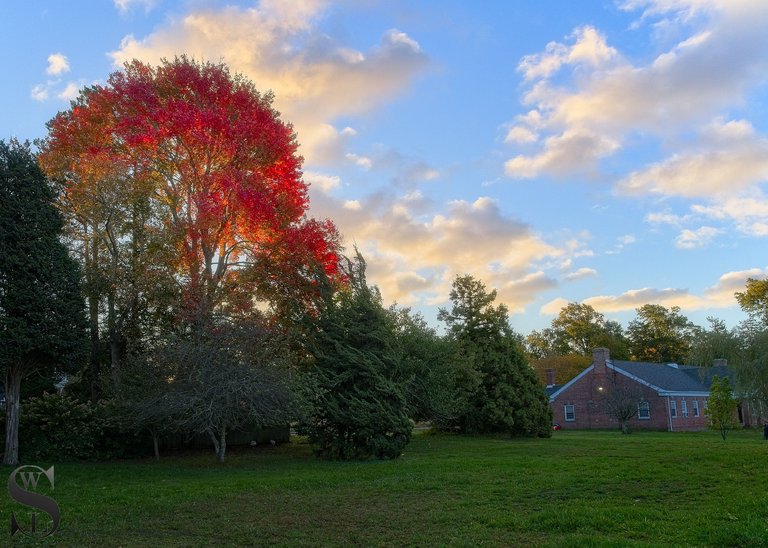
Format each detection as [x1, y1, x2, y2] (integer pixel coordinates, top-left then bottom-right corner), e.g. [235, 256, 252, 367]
[41, 57, 342, 324]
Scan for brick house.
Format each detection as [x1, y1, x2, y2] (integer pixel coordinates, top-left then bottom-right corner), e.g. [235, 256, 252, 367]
[547, 348, 756, 432]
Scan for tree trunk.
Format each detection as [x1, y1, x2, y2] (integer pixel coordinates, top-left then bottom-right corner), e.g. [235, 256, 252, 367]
[2, 367, 23, 465]
[621, 421, 630, 435]
[108, 287, 120, 379]
[208, 428, 220, 458]
[217, 427, 227, 464]
[86, 232, 101, 401]
[206, 427, 227, 463]
[152, 430, 160, 461]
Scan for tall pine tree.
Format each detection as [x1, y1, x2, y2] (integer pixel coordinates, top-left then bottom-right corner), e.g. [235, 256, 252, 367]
[0, 140, 86, 465]
[305, 254, 411, 460]
[438, 275, 551, 437]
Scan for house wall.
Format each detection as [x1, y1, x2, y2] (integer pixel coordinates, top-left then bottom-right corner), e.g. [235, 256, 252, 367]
[665, 396, 708, 431]
[551, 349, 710, 432]
[552, 366, 667, 430]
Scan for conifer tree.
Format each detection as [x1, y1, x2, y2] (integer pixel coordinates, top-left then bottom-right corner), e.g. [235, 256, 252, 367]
[305, 254, 411, 460]
[439, 275, 551, 436]
[1, 140, 86, 465]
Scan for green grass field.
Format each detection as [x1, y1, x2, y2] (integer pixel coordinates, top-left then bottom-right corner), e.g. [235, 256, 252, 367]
[3, 429, 768, 546]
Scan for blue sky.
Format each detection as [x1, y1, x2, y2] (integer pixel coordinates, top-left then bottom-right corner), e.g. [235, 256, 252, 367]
[2, 0, 767, 334]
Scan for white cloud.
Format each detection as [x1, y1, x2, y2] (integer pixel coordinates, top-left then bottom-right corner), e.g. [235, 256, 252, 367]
[617, 125, 768, 198]
[505, 129, 619, 178]
[540, 266, 768, 315]
[505, 126, 538, 144]
[46, 53, 70, 75]
[109, 1, 428, 165]
[540, 297, 570, 315]
[564, 267, 598, 281]
[675, 226, 722, 248]
[114, 0, 156, 14]
[646, 211, 691, 226]
[692, 191, 768, 237]
[618, 234, 637, 245]
[303, 171, 341, 193]
[519, 26, 617, 81]
[505, 1, 768, 181]
[56, 82, 80, 101]
[308, 188, 569, 312]
[345, 153, 372, 170]
[343, 200, 361, 210]
[30, 85, 48, 102]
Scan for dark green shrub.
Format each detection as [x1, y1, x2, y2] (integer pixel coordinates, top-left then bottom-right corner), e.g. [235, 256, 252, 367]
[20, 392, 99, 461]
[19, 393, 150, 461]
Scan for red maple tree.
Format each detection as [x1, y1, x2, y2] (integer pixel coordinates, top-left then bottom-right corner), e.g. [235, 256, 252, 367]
[41, 57, 341, 332]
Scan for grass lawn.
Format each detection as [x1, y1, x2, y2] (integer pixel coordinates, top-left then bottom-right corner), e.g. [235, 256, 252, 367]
[3, 429, 768, 546]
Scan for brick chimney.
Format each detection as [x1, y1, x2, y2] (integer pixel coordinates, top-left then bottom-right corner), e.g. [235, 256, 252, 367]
[545, 368, 556, 387]
[593, 347, 610, 374]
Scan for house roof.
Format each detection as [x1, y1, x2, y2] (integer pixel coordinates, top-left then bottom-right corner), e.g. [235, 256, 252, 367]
[680, 365, 733, 388]
[549, 359, 734, 401]
[611, 361, 708, 393]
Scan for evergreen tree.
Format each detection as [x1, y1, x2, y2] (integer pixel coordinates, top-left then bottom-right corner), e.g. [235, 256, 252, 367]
[386, 305, 455, 422]
[1, 140, 86, 465]
[305, 254, 411, 460]
[438, 275, 551, 436]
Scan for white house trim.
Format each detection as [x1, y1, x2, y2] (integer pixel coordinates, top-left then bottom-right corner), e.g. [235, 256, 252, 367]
[608, 364, 665, 393]
[658, 391, 709, 397]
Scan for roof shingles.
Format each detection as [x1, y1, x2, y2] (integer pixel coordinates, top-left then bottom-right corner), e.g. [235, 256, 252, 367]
[610, 360, 728, 393]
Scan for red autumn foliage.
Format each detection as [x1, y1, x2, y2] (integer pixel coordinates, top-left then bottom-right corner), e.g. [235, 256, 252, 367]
[41, 57, 342, 326]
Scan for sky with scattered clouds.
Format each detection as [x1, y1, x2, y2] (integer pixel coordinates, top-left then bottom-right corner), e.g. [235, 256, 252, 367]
[2, 0, 767, 334]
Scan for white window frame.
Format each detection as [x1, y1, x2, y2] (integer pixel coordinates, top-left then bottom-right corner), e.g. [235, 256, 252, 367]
[670, 399, 677, 418]
[693, 399, 699, 417]
[681, 399, 688, 418]
[564, 404, 575, 422]
[638, 400, 650, 420]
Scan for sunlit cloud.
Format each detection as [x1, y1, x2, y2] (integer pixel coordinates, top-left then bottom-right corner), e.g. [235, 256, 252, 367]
[46, 53, 70, 75]
[540, 267, 768, 315]
[505, 1, 768, 181]
[616, 121, 768, 198]
[56, 82, 80, 101]
[309, 186, 572, 311]
[304, 171, 341, 193]
[109, 0, 429, 165]
[564, 267, 598, 281]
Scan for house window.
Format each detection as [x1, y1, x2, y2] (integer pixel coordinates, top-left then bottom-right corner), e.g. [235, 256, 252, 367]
[638, 400, 650, 420]
[681, 399, 688, 418]
[693, 400, 699, 417]
[564, 404, 575, 422]
[670, 399, 677, 418]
